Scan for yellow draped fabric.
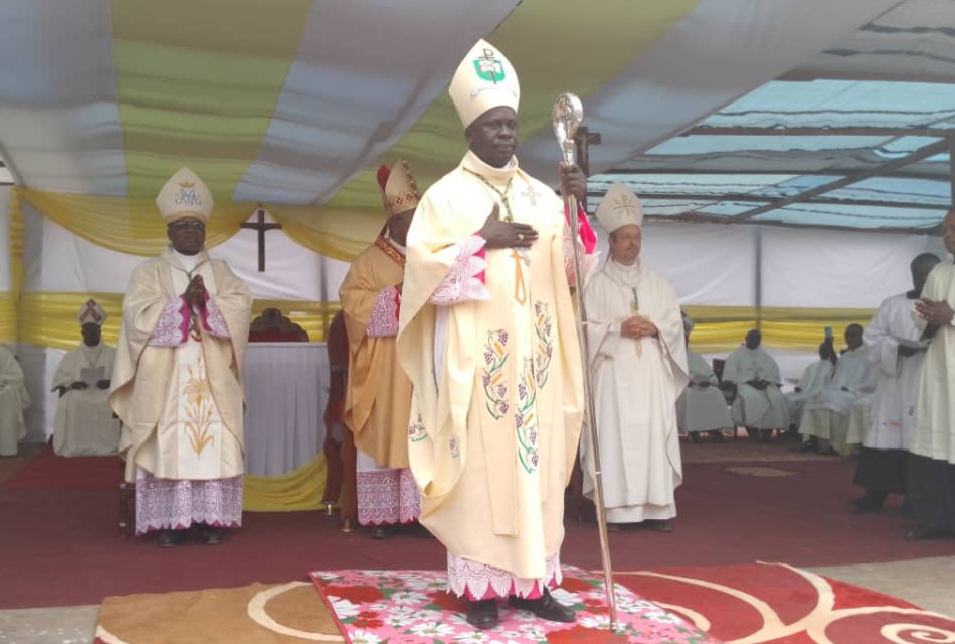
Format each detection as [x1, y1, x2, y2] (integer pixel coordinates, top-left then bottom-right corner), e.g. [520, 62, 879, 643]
[12, 292, 872, 353]
[0, 293, 15, 343]
[18, 292, 340, 350]
[4, 189, 24, 343]
[242, 453, 328, 512]
[683, 305, 877, 353]
[15, 186, 383, 263]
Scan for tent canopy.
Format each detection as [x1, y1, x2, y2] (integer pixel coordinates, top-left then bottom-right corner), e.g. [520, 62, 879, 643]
[3, 0, 943, 234]
[593, 0, 955, 232]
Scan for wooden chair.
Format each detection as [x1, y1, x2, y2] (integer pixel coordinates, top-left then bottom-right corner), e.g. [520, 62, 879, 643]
[249, 307, 309, 343]
[321, 310, 358, 531]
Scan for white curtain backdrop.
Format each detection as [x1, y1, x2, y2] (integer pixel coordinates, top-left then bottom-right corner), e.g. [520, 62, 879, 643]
[12, 197, 953, 440]
[761, 227, 945, 308]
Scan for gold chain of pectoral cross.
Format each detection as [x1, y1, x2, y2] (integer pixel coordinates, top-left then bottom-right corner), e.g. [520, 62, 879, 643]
[464, 168, 529, 305]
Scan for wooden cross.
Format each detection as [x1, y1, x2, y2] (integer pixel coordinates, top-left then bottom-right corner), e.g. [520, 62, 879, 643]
[239, 207, 282, 272]
[573, 126, 602, 212]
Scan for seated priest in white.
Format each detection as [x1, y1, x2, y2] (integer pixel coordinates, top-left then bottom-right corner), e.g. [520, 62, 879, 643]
[583, 184, 688, 533]
[676, 313, 733, 441]
[0, 344, 30, 457]
[785, 341, 836, 431]
[799, 324, 878, 456]
[52, 299, 122, 457]
[722, 328, 789, 439]
[109, 167, 253, 548]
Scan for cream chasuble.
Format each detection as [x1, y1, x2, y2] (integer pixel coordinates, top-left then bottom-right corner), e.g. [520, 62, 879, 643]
[911, 260, 955, 464]
[397, 151, 585, 583]
[340, 237, 413, 469]
[52, 343, 121, 457]
[0, 346, 30, 457]
[582, 259, 688, 522]
[110, 247, 252, 482]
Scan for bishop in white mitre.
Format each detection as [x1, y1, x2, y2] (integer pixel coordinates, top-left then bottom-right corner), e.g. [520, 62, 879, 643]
[851, 253, 940, 512]
[799, 324, 877, 456]
[676, 314, 733, 440]
[583, 184, 688, 532]
[0, 344, 29, 457]
[109, 167, 252, 547]
[723, 328, 789, 438]
[396, 39, 597, 630]
[52, 298, 122, 457]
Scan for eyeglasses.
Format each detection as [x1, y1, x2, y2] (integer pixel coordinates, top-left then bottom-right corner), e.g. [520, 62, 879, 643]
[169, 221, 206, 231]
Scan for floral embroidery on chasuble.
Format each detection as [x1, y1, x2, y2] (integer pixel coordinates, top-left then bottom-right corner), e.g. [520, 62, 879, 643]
[402, 156, 582, 575]
[156, 260, 231, 480]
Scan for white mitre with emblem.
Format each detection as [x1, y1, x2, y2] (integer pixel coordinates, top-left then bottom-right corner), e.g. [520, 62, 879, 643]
[77, 298, 108, 326]
[594, 183, 645, 233]
[449, 39, 520, 128]
[156, 167, 214, 223]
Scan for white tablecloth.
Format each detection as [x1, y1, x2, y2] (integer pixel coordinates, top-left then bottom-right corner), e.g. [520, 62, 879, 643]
[242, 342, 328, 477]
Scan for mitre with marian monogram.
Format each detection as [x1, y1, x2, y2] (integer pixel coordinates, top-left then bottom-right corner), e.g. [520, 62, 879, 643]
[449, 39, 520, 128]
[594, 183, 645, 233]
[156, 166, 214, 223]
[376, 158, 421, 218]
[77, 298, 108, 326]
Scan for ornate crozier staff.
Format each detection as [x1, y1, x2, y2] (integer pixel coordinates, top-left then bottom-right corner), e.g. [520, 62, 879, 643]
[552, 92, 619, 628]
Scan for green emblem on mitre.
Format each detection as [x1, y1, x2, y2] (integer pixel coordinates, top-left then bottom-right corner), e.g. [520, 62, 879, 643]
[473, 48, 505, 83]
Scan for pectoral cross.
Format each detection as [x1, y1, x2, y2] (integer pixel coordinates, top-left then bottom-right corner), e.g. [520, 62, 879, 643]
[522, 184, 541, 206]
[240, 207, 282, 272]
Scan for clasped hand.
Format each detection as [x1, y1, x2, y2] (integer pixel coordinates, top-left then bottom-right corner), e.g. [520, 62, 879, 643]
[915, 298, 954, 327]
[620, 315, 657, 340]
[183, 275, 207, 308]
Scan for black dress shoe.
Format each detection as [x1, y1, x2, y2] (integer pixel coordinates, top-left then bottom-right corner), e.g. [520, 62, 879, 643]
[466, 599, 499, 630]
[849, 493, 885, 513]
[509, 589, 575, 623]
[643, 519, 673, 533]
[905, 526, 954, 540]
[370, 526, 394, 540]
[202, 527, 224, 545]
[158, 530, 181, 548]
[789, 440, 817, 453]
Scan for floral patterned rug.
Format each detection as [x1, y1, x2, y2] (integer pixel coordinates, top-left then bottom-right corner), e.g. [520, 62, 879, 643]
[308, 565, 722, 644]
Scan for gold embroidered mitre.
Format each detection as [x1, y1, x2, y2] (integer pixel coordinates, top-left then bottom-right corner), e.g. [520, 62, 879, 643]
[595, 183, 645, 233]
[156, 167, 214, 223]
[77, 298, 108, 326]
[448, 39, 520, 128]
[376, 158, 421, 218]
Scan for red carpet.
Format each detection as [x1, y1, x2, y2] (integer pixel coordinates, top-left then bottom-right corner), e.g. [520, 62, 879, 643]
[616, 562, 955, 643]
[2, 456, 954, 609]
[0, 444, 120, 491]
